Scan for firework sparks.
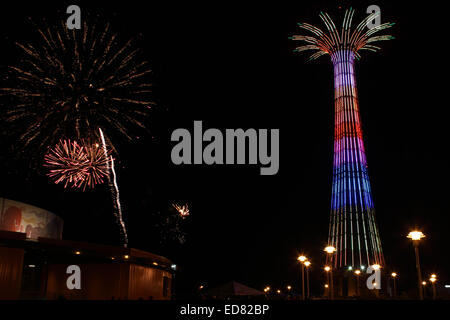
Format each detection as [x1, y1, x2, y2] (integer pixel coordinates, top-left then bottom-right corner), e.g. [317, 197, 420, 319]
[172, 204, 190, 218]
[44, 138, 111, 190]
[44, 139, 87, 189]
[82, 141, 111, 189]
[1, 20, 153, 152]
[100, 127, 128, 247]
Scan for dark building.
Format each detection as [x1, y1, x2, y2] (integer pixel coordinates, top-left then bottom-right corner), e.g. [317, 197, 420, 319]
[0, 199, 175, 300]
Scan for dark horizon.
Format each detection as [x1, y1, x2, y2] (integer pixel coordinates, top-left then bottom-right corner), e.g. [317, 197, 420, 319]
[1, 0, 449, 298]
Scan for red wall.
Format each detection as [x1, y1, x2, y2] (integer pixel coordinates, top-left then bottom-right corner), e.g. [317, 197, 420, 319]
[0, 247, 24, 300]
[45, 263, 172, 300]
[128, 264, 172, 300]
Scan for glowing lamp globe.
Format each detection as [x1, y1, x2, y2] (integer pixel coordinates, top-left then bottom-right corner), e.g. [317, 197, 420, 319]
[324, 246, 336, 254]
[407, 231, 425, 241]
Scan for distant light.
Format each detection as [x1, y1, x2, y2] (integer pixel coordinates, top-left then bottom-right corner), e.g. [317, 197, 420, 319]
[422, 281, 427, 286]
[298, 255, 307, 262]
[153, 262, 158, 266]
[304, 261, 311, 267]
[431, 274, 437, 278]
[171, 264, 177, 271]
[277, 290, 281, 294]
[348, 266, 353, 271]
[124, 255, 129, 259]
[111, 257, 115, 260]
[361, 265, 365, 270]
[75, 251, 81, 255]
[324, 284, 329, 288]
[372, 264, 381, 270]
[354, 270, 361, 275]
[199, 285, 204, 290]
[391, 272, 397, 278]
[28, 265, 35, 268]
[324, 266, 331, 272]
[430, 277, 437, 283]
[445, 285, 450, 288]
[287, 285, 292, 290]
[407, 231, 425, 241]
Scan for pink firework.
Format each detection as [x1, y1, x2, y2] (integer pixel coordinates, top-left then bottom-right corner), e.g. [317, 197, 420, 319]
[82, 143, 111, 189]
[44, 139, 111, 190]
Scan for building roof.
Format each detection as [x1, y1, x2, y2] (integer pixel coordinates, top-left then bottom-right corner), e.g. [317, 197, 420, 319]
[0, 230, 174, 272]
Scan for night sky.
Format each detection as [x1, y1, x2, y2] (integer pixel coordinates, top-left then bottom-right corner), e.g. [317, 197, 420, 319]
[1, 0, 449, 297]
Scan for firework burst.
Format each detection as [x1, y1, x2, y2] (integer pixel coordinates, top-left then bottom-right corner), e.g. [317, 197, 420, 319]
[172, 203, 190, 219]
[44, 138, 111, 191]
[1, 19, 153, 152]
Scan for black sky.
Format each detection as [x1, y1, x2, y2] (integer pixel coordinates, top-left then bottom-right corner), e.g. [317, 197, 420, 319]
[1, 0, 449, 296]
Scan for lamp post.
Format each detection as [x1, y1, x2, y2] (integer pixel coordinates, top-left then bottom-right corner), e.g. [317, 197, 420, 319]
[304, 261, 311, 299]
[407, 231, 425, 300]
[430, 275, 437, 300]
[324, 246, 336, 300]
[324, 266, 331, 299]
[372, 264, 381, 298]
[391, 272, 397, 298]
[286, 285, 292, 299]
[354, 270, 361, 297]
[298, 255, 307, 300]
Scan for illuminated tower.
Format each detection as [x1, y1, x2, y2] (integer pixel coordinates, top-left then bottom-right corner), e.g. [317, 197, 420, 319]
[291, 8, 394, 270]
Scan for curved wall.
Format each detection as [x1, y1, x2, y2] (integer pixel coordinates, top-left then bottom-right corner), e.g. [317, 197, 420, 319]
[0, 198, 63, 240]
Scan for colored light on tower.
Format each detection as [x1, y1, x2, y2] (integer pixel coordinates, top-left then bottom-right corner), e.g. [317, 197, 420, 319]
[291, 8, 394, 269]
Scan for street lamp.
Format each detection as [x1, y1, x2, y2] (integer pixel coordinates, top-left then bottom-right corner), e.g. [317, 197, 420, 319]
[407, 230, 425, 300]
[391, 272, 398, 298]
[430, 275, 437, 300]
[324, 246, 336, 300]
[324, 266, 331, 299]
[354, 270, 361, 296]
[304, 261, 311, 299]
[324, 246, 336, 254]
[297, 255, 308, 300]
